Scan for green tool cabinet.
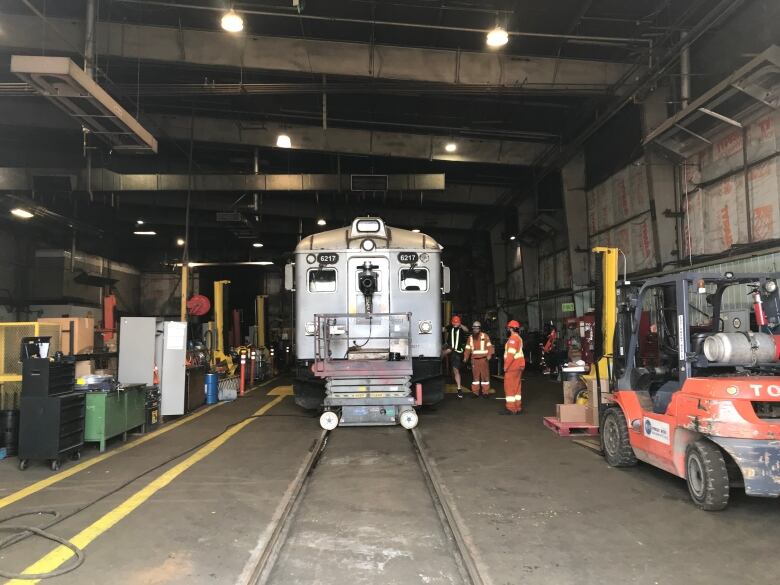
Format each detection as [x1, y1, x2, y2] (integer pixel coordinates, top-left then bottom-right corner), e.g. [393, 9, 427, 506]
[84, 385, 147, 452]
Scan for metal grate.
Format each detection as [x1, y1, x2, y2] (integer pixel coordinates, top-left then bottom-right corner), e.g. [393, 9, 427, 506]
[0, 322, 61, 409]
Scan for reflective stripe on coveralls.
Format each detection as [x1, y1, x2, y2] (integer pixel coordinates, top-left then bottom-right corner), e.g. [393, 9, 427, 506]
[466, 332, 493, 395]
[503, 333, 525, 413]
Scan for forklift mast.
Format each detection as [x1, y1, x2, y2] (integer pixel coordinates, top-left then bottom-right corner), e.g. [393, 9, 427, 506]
[583, 247, 620, 394]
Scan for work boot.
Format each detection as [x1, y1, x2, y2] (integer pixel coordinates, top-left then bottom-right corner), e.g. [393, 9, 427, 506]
[456, 389, 463, 399]
[498, 410, 513, 415]
[481, 393, 489, 399]
[471, 393, 479, 399]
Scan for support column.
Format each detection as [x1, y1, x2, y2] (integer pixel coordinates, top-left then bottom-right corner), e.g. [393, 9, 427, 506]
[561, 152, 589, 288]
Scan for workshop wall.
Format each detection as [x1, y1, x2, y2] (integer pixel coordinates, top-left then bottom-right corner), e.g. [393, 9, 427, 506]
[682, 110, 780, 259]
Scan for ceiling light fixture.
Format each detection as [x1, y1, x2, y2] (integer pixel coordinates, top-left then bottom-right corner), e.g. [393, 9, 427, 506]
[253, 242, 264, 248]
[412, 229, 421, 233]
[221, 9, 244, 33]
[445, 143, 457, 153]
[276, 134, 292, 148]
[509, 235, 517, 241]
[317, 218, 327, 226]
[10, 208, 34, 219]
[176, 238, 185, 246]
[133, 230, 157, 236]
[136, 219, 144, 225]
[486, 26, 509, 48]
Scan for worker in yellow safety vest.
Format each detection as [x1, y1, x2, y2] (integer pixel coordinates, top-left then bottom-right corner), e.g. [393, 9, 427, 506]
[464, 321, 494, 398]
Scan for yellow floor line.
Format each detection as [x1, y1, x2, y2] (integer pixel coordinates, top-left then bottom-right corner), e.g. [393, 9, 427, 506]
[0, 402, 223, 512]
[6, 395, 286, 585]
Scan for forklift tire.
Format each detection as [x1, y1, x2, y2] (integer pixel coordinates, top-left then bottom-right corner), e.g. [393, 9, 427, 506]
[685, 440, 730, 511]
[601, 408, 637, 468]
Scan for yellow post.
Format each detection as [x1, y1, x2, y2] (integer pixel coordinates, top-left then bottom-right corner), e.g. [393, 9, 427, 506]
[442, 300, 452, 326]
[180, 264, 189, 322]
[214, 280, 230, 356]
[255, 295, 267, 348]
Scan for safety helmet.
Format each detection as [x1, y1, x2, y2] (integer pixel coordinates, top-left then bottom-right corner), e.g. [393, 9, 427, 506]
[472, 321, 481, 328]
[507, 320, 520, 329]
[451, 315, 461, 326]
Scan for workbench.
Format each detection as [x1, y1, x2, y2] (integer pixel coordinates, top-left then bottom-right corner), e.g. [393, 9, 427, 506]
[84, 384, 146, 452]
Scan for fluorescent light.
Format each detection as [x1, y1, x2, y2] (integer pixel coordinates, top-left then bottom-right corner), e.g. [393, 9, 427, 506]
[10, 208, 33, 219]
[412, 229, 421, 233]
[136, 219, 144, 225]
[317, 218, 327, 226]
[276, 134, 292, 148]
[487, 27, 509, 47]
[445, 143, 457, 153]
[176, 238, 185, 246]
[221, 9, 243, 32]
[509, 235, 516, 241]
[253, 242, 264, 248]
[133, 230, 157, 236]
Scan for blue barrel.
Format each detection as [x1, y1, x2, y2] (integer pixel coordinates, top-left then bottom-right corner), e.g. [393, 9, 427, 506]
[205, 373, 219, 405]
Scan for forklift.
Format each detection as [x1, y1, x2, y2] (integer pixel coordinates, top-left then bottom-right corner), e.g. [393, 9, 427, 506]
[592, 247, 780, 510]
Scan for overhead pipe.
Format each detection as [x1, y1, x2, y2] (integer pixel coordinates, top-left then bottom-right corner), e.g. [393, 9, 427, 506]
[84, 0, 97, 78]
[680, 31, 690, 108]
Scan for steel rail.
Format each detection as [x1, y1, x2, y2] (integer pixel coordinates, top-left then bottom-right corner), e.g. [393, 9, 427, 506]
[241, 427, 488, 585]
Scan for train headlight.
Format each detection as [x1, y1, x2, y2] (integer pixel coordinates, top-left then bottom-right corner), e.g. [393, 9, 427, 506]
[361, 239, 376, 251]
[419, 320, 433, 334]
[419, 253, 429, 263]
[766, 280, 777, 293]
[305, 322, 316, 335]
[306, 254, 316, 264]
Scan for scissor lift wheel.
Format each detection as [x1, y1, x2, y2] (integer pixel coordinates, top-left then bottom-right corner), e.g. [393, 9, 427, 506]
[320, 410, 340, 430]
[399, 408, 419, 430]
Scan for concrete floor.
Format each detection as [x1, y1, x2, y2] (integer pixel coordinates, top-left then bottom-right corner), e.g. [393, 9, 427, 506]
[0, 374, 777, 585]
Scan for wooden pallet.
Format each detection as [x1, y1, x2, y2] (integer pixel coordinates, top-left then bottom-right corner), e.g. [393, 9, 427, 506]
[543, 416, 599, 437]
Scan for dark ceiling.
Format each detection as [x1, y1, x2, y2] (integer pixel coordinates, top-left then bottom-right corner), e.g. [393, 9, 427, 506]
[0, 0, 721, 267]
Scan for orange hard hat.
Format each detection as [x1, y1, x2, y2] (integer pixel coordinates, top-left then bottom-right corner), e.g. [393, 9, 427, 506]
[507, 320, 521, 329]
[451, 315, 461, 326]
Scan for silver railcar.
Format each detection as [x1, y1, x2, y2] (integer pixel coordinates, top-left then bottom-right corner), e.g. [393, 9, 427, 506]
[286, 217, 449, 421]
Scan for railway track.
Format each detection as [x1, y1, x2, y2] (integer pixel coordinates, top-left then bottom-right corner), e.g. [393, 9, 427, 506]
[239, 427, 489, 585]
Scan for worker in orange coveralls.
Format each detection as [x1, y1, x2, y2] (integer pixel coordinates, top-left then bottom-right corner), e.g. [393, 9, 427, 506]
[501, 320, 525, 415]
[464, 321, 494, 398]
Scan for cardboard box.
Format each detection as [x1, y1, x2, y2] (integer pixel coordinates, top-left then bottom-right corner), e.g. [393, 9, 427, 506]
[585, 377, 610, 405]
[556, 403, 588, 424]
[585, 405, 600, 427]
[38, 317, 95, 355]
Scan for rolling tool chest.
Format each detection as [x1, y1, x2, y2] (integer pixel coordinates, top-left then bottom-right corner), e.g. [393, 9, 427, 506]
[18, 356, 85, 471]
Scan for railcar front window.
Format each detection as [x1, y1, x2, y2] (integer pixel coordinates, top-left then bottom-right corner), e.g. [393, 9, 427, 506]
[400, 268, 428, 292]
[308, 268, 337, 292]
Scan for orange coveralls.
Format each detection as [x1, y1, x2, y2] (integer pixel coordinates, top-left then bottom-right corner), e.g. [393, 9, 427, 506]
[465, 332, 494, 396]
[503, 332, 525, 413]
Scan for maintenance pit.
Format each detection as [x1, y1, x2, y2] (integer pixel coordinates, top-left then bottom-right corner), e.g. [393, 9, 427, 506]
[0, 375, 776, 585]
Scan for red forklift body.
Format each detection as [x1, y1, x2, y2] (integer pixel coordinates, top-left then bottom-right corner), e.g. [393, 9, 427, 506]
[602, 269, 780, 506]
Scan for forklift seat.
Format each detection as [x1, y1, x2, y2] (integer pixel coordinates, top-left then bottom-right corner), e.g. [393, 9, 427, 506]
[652, 380, 682, 414]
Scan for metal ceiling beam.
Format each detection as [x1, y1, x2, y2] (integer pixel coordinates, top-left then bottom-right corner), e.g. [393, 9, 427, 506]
[0, 100, 547, 165]
[0, 167, 444, 192]
[0, 13, 635, 91]
[113, 193, 477, 231]
[150, 114, 547, 166]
